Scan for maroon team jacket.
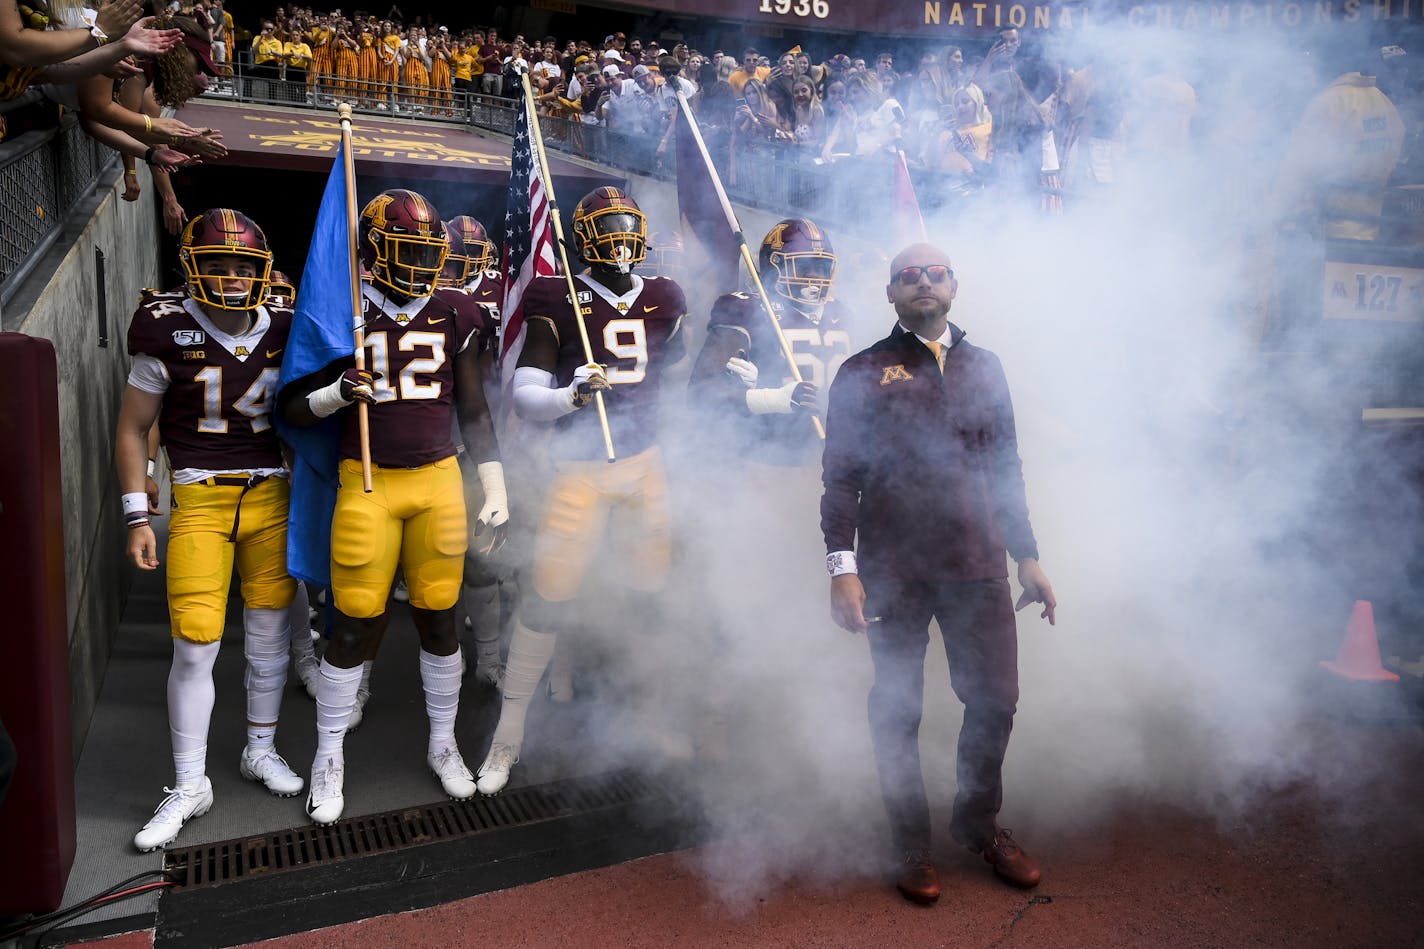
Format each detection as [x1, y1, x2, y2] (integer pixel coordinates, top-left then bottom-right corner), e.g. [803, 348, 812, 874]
[819, 322, 1039, 585]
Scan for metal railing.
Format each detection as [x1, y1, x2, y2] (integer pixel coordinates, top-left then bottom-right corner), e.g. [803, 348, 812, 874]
[200, 64, 893, 230]
[0, 93, 116, 308]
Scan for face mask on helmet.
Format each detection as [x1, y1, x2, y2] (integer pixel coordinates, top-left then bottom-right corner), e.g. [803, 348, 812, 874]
[367, 229, 448, 296]
[179, 211, 273, 311]
[438, 221, 495, 288]
[577, 209, 646, 274]
[361, 191, 449, 298]
[769, 250, 837, 307]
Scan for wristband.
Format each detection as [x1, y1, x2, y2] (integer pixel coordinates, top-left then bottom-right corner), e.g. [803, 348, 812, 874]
[143, 145, 158, 165]
[122, 492, 148, 517]
[826, 550, 857, 577]
[307, 376, 353, 418]
[746, 381, 799, 415]
[143, 114, 153, 134]
[146, 459, 156, 478]
[475, 460, 508, 522]
[90, 23, 108, 45]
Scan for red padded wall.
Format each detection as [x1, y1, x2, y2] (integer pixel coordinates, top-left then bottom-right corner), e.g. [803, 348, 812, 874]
[0, 332, 76, 914]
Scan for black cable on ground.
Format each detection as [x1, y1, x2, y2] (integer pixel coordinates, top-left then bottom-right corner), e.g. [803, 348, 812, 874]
[0, 869, 175, 943]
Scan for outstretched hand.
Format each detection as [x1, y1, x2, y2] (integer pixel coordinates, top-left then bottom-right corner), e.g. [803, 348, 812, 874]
[1014, 558, 1056, 624]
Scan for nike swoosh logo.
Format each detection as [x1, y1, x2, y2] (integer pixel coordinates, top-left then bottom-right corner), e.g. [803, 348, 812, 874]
[642, 305, 659, 313]
[428, 317, 447, 325]
[266, 349, 283, 358]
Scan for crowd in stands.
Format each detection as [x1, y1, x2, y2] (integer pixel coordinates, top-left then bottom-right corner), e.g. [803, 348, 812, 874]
[2, 0, 1422, 230]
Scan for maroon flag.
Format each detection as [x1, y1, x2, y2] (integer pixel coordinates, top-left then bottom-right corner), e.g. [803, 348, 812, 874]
[498, 97, 558, 380]
[893, 149, 927, 242]
[673, 101, 741, 291]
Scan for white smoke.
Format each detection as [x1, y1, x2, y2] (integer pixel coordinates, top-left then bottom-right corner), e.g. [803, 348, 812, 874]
[500, 18, 1422, 904]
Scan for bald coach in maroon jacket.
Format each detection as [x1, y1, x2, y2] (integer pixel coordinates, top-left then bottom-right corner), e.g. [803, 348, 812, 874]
[820, 242, 1056, 907]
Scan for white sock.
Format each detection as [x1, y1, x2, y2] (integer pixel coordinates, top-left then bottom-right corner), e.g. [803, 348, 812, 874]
[313, 659, 363, 768]
[168, 639, 220, 790]
[420, 648, 464, 753]
[289, 583, 316, 661]
[490, 621, 556, 751]
[243, 606, 289, 747]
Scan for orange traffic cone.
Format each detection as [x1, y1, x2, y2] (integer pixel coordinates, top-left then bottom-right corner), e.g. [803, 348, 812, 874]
[1319, 601, 1400, 682]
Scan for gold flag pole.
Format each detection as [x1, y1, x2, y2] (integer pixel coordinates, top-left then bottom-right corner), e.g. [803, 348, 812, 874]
[337, 103, 374, 491]
[673, 92, 824, 440]
[520, 74, 616, 462]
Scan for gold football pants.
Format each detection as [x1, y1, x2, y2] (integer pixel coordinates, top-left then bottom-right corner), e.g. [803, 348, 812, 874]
[331, 456, 467, 618]
[167, 476, 296, 643]
[532, 447, 671, 603]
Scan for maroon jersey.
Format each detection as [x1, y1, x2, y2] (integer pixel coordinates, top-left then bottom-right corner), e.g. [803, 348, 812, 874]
[340, 286, 481, 467]
[521, 273, 686, 460]
[127, 290, 292, 471]
[459, 270, 503, 355]
[709, 292, 852, 465]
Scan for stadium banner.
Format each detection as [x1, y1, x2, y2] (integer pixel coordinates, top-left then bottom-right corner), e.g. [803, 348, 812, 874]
[621, 0, 1410, 36]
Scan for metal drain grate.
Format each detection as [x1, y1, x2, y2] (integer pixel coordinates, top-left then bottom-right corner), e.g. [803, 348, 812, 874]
[163, 769, 662, 889]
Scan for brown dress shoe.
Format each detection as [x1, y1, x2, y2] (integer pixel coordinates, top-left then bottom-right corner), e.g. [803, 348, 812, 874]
[964, 827, 1041, 888]
[895, 850, 941, 905]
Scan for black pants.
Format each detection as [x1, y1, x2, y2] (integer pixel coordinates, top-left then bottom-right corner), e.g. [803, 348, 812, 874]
[864, 575, 1019, 854]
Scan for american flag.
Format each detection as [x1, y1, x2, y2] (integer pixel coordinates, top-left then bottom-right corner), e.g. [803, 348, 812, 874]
[498, 97, 558, 377]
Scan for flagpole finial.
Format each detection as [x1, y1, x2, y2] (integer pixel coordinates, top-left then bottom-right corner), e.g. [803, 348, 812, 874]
[338, 102, 353, 122]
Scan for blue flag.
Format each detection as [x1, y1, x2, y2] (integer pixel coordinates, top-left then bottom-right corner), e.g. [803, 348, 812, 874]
[275, 139, 357, 589]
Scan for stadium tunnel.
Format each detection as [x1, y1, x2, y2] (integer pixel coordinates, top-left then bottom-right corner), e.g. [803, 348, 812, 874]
[159, 101, 622, 291]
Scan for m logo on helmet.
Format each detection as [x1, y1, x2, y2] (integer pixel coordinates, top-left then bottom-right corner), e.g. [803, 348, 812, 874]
[365, 194, 395, 231]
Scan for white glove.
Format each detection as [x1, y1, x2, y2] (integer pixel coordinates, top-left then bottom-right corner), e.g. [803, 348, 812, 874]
[725, 355, 758, 388]
[473, 461, 509, 555]
[566, 363, 610, 409]
[746, 379, 819, 415]
[475, 461, 508, 530]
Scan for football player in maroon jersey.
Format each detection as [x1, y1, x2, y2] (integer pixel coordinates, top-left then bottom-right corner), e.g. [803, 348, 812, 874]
[279, 189, 508, 825]
[438, 215, 512, 689]
[116, 209, 304, 851]
[688, 218, 848, 466]
[475, 186, 687, 795]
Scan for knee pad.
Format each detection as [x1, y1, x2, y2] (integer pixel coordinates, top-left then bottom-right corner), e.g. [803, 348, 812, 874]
[333, 584, 388, 620]
[244, 650, 289, 694]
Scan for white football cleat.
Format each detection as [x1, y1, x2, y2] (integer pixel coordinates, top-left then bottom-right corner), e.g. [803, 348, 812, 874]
[133, 778, 214, 852]
[392, 579, 409, 603]
[306, 758, 345, 825]
[476, 742, 517, 796]
[345, 686, 371, 732]
[240, 747, 304, 797]
[427, 746, 477, 800]
[292, 652, 320, 700]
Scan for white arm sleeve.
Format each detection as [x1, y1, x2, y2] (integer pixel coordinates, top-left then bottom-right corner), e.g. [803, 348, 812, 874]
[512, 366, 577, 421]
[127, 354, 171, 395]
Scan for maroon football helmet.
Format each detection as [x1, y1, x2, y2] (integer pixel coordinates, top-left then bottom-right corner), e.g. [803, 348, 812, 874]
[439, 215, 496, 288]
[759, 218, 836, 307]
[360, 189, 447, 297]
[571, 186, 646, 274]
[642, 229, 684, 278]
[268, 270, 295, 304]
[178, 208, 273, 310]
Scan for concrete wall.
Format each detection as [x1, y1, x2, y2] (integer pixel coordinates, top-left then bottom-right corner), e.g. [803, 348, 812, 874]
[9, 165, 163, 757]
